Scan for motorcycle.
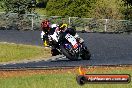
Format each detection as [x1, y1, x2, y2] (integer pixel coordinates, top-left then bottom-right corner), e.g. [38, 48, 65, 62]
[48, 28, 91, 60]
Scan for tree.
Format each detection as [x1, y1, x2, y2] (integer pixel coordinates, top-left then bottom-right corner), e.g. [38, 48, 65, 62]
[122, 0, 132, 20]
[123, 0, 132, 6]
[46, 0, 95, 17]
[36, 0, 48, 8]
[0, 0, 36, 14]
[90, 0, 126, 19]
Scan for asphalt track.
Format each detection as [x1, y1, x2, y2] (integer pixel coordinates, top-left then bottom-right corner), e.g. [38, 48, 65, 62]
[0, 30, 132, 68]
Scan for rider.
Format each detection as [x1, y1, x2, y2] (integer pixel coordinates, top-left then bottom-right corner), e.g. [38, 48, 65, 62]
[41, 21, 84, 56]
[41, 19, 51, 47]
[58, 22, 84, 44]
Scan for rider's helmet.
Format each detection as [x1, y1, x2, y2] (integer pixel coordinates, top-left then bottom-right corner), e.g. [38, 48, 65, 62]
[59, 22, 68, 31]
[41, 19, 50, 31]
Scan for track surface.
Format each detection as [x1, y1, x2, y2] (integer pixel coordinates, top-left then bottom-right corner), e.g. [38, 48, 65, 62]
[0, 30, 132, 68]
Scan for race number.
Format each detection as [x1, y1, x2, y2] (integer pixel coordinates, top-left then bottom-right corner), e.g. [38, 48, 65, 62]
[65, 33, 78, 48]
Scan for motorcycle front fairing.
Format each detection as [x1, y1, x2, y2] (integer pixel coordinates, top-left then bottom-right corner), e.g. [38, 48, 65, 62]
[61, 33, 80, 55]
[65, 33, 79, 49]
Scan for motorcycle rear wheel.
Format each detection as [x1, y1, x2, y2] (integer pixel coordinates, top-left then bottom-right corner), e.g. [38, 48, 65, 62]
[51, 49, 60, 56]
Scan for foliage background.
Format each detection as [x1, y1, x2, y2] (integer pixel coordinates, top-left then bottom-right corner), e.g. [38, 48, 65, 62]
[0, 0, 131, 20]
[46, 0, 132, 20]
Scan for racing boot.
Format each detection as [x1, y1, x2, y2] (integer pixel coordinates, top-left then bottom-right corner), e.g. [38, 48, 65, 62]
[43, 40, 49, 47]
[43, 36, 50, 47]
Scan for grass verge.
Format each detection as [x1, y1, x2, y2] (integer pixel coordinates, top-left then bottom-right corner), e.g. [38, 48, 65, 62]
[0, 66, 131, 88]
[0, 42, 51, 62]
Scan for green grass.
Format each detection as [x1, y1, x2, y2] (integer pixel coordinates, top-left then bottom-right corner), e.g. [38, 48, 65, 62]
[0, 68, 131, 88]
[0, 42, 51, 62]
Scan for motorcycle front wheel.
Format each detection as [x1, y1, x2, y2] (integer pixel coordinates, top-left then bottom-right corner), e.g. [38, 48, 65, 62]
[80, 47, 91, 60]
[60, 45, 78, 60]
